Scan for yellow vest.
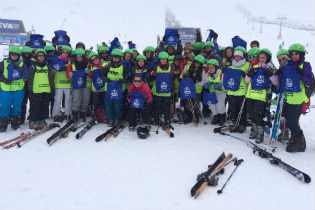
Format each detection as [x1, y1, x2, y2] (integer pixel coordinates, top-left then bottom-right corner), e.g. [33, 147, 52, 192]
[227, 62, 250, 96]
[0, 60, 25, 91]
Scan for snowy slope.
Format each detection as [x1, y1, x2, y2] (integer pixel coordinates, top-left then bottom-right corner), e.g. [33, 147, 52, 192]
[0, 0, 314, 210]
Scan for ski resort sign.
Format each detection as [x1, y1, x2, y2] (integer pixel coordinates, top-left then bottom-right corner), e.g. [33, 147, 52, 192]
[0, 19, 25, 34]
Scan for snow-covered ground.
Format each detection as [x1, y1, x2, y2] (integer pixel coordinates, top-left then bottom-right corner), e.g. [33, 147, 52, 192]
[0, 0, 314, 210]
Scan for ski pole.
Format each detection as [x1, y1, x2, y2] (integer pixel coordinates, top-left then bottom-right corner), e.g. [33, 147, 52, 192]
[217, 159, 244, 195]
[155, 116, 160, 134]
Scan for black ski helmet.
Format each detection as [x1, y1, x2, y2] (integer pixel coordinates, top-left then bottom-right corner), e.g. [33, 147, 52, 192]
[76, 42, 86, 50]
[137, 126, 150, 139]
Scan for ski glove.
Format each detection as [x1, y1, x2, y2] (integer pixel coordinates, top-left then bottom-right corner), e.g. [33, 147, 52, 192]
[263, 68, 274, 78]
[203, 82, 210, 89]
[127, 91, 133, 98]
[296, 67, 304, 76]
[141, 93, 148, 101]
[213, 83, 222, 91]
[2, 78, 11, 84]
[241, 71, 246, 78]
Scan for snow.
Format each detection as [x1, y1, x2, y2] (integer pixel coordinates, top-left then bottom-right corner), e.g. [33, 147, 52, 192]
[0, 0, 314, 210]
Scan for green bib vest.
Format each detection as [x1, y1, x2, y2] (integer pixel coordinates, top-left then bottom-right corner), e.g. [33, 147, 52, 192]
[227, 62, 250, 96]
[0, 60, 25, 91]
[54, 61, 71, 88]
[33, 65, 51, 93]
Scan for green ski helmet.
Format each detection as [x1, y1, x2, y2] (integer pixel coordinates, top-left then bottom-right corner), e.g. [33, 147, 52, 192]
[44, 45, 55, 53]
[97, 45, 109, 53]
[124, 49, 133, 55]
[288, 43, 306, 53]
[194, 55, 206, 65]
[207, 59, 219, 67]
[9, 46, 21, 55]
[158, 51, 169, 59]
[144, 46, 155, 53]
[88, 52, 99, 60]
[136, 55, 147, 61]
[61, 45, 72, 54]
[234, 46, 246, 55]
[22, 46, 32, 54]
[111, 49, 123, 57]
[276, 49, 289, 58]
[258, 48, 272, 62]
[247, 47, 260, 57]
[204, 41, 214, 48]
[74, 48, 85, 55]
[192, 41, 203, 51]
[35, 49, 47, 55]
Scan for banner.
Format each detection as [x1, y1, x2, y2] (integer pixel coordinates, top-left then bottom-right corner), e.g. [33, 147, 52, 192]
[0, 19, 25, 34]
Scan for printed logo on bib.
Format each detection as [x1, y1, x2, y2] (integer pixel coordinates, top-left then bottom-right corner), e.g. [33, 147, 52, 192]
[184, 87, 191, 96]
[168, 36, 174, 42]
[286, 78, 293, 88]
[111, 90, 118, 97]
[97, 77, 103, 85]
[161, 82, 168, 91]
[33, 40, 40, 47]
[53, 64, 61, 71]
[228, 78, 235, 88]
[12, 69, 19, 79]
[58, 36, 64, 42]
[133, 99, 140, 108]
[256, 75, 265, 85]
[78, 78, 84, 87]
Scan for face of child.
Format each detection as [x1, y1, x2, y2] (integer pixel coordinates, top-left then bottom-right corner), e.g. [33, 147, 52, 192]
[133, 76, 142, 88]
[259, 53, 267, 64]
[145, 51, 152, 59]
[234, 55, 243, 62]
[226, 49, 233, 58]
[138, 59, 145, 67]
[62, 50, 70, 57]
[194, 61, 201, 68]
[205, 47, 212, 53]
[249, 55, 257, 63]
[113, 56, 121, 63]
[10, 53, 19, 61]
[76, 55, 84, 62]
[160, 59, 167, 65]
[278, 55, 288, 67]
[174, 60, 180, 66]
[290, 51, 300, 62]
[208, 64, 216, 74]
[36, 53, 45, 63]
[91, 56, 100, 65]
[124, 53, 132, 60]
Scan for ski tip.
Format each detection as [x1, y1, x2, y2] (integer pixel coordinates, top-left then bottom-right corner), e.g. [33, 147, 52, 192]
[304, 174, 312, 183]
[170, 133, 174, 138]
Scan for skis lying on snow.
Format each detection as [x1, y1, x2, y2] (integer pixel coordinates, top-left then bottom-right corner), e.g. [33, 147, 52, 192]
[47, 119, 83, 146]
[75, 120, 96, 139]
[247, 141, 311, 183]
[191, 152, 233, 199]
[0, 132, 32, 147]
[2, 123, 60, 149]
[161, 121, 174, 138]
[95, 119, 128, 142]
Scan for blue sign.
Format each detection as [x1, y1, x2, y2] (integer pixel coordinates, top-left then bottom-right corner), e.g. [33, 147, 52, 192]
[0, 34, 28, 44]
[0, 19, 25, 34]
[173, 27, 200, 47]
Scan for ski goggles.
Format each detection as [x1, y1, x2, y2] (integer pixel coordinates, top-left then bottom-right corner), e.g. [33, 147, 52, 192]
[289, 51, 300, 56]
[133, 79, 142, 83]
[76, 54, 84, 58]
[249, 55, 256, 59]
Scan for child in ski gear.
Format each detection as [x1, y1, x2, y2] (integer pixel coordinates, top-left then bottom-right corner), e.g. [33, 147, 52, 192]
[277, 43, 312, 152]
[204, 59, 226, 126]
[150, 51, 173, 125]
[0, 46, 26, 131]
[127, 75, 153, 131]
[201, 41, 222, 67]
[222, 47, 233, 68]
[181, 54, 207, 124]
[28, 49, 55, 129]
[245, 48, 278, 143]
[224, 46, 250, 133]
[52, 45, 72, 122]
[20, 46, 33, 125]
[132, 55, 149, 83]
[247, 47, 260, 67]
[98, 45, 110, 65]
[132, 48, 139, 61]
[250, 40, 260, 48]
[102, 49, 128, 127]
[88, 52, 105, 123]
[66, 49, 91, 121]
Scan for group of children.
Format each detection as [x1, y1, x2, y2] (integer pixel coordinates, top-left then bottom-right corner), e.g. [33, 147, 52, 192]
[0, 32, 312, 153]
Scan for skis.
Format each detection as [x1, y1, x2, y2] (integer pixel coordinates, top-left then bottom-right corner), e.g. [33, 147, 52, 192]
[3, 123, 60, 149]
[176, 108, 184, 124]
[191, 152, 233, 198]
[95, 119, 128, 142]
[75, 120, 96, 139]
[0, 132, 32, 147]
[247, 141, 311, 183]
[161, 121, 174, 138]
[47, 119, 75, 145]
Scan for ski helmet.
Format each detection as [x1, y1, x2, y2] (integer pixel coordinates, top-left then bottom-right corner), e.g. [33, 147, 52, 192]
[22, 46, 32, 54]
[74, 48, 85, 55]
[111, 49, 123, 57]
[88, 52, 99, 60]
[207, 59, 219, 67]
[61, 45, 72, 54]
[258, 48, 272, 62]
[192, 41, 203, 51]
[234, 46, 246, 55]
[288, 43, 306, 53]
[144, 46, 155, 53]
[247, 47, 259, 57]
[276, 49, 289, 58]
[204, 41, 214, 48]
[44, 45, 56, 53]
[137, 126, 150, 139]
[136, 55, 146, 61]
[132, 48, 138, 53]
[35, 49, 47, 55]
[158, 51, 169, 59]
[124, 49, 133, 55]
[76, 42, 86, 50]
[98, 45, 109, 53]
[194, 55, 206, 65]
[9, 46, 21, 55]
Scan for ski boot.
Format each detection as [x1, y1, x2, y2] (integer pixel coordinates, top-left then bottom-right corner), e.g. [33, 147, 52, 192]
[211, 114, 220, 125]
[250, 123, 257, 139]
[286, 132, 306, 153]
[29, 120, 39, 130]
[255, 126, 264, 144]
[114, 120, 120, 127]
[108, 120, 114, 127]
[0, 117, 9, 132]
[218, 113, 226, 126]
[277, 128, 290, 142]
[72, 111, 79, 121]
[11, 116, 20, 130]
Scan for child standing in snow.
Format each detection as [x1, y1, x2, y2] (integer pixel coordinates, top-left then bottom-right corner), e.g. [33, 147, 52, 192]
[245, 48, 278, 143]
[0, 46, 26, 132]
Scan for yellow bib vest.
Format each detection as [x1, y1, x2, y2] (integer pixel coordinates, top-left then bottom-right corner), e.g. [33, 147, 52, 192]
[208, 70, 224, 94]
[33, 65, 51, 93]
[54, 61, 71, 88]
[0, 60, 25, 91]
[227, 62, 250, 96]
[105, 65, 124, 91]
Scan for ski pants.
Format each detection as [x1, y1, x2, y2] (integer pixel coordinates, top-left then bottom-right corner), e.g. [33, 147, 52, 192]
[209, 92, 226, 115]
[154, 96, 171, 122]
[71, 87, 91, 112]
[91, 91, 104, 111]
[246, 98, 266, 126]
[283, 103, 303, 137]
[227, 95, 247, 126]
[105, 98, 123, 120]
[128, 103, 152, 127]
[0, 89, 24, 117]
[29, 93, 51, 121]
[52, 88, 71, 117]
